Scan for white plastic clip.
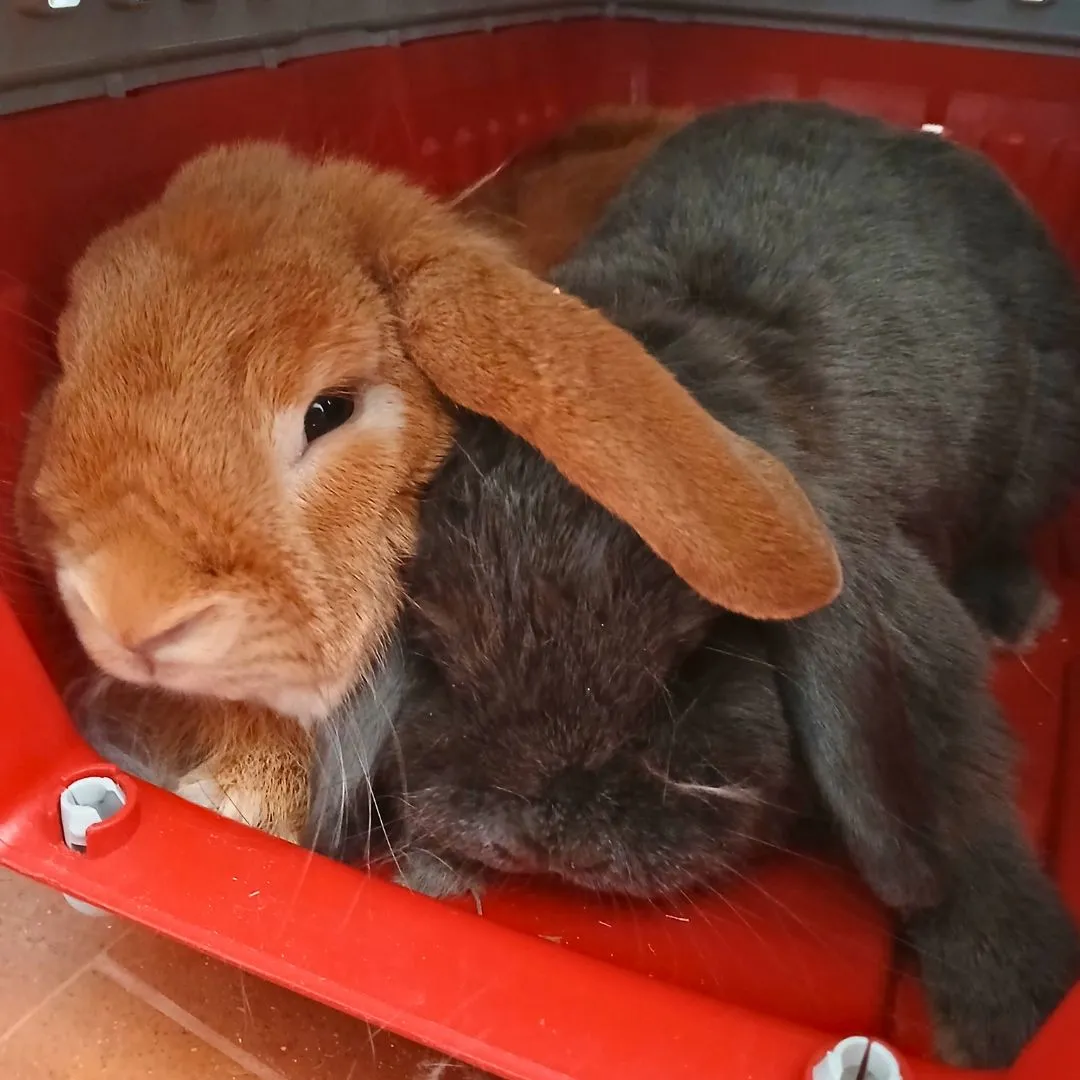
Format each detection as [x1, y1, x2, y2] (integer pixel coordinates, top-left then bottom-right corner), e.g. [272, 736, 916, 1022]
[16, 0, 80, 12]
[58, 776, 126, 917]
[812, 1037, 903, 1080]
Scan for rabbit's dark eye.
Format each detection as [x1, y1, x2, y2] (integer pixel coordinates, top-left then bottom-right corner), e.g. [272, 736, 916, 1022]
[304, 393, 355, 444]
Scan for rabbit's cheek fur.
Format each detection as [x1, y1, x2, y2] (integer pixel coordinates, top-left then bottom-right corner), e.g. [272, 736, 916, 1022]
[33, 389, 419, 725]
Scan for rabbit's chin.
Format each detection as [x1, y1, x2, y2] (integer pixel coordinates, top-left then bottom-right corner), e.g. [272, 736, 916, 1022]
[210, 672, 358, 729]
[81, 650, 357, 728]
[61, 593, 364, 726]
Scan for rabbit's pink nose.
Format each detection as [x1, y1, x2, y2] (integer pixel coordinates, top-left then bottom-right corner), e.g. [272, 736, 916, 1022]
[56, 557, 234, 678]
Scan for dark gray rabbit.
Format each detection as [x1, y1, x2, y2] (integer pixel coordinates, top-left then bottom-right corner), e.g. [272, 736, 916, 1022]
[367, 101, 1080, 1067]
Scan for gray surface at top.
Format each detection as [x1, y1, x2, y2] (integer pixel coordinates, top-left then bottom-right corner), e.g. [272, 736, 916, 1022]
[1, 1, 1076, 116]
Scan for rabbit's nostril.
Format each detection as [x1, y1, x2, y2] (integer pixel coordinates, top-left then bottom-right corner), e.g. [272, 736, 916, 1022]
[128, 605, 218, 662]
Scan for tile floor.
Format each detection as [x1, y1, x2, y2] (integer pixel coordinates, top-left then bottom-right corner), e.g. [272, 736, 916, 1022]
[0, 866, 487, 1080]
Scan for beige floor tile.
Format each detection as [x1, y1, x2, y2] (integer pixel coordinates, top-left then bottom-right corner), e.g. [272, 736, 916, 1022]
[0, 868, 128, 1036]
[106, 928, 453, 1079]
[0, 967, 254, 1080]
[0, 866, 489, 1079]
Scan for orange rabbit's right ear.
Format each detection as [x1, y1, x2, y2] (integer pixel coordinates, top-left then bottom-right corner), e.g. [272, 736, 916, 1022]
[393, 246, 843, 620]
[454, 105, 694, 274]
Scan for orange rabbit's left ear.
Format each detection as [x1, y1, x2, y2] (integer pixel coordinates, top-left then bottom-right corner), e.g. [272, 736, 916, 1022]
[320, 157, 842, 619]
[393, 247, 843, 620]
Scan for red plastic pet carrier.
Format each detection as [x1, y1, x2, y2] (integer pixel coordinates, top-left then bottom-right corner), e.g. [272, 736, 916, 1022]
[1, 4, 1079, 1079]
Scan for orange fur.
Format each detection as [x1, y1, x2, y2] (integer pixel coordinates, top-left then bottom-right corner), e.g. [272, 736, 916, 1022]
[18, 128, 842, 838]
[23, 144, 454, 724]
[458, 105, 693, 274]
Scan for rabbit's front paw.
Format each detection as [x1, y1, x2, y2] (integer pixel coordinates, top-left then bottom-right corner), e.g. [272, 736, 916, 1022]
[954, 549, 1059, 652]
[395, 849, 486, 912]
[909, 835, 1080, 1067]
[175, 766, 300, 844]
[1003, 583, 1061, 654]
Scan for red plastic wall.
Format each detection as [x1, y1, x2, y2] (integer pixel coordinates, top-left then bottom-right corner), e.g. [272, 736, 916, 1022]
[1, 19, 1079, 1080]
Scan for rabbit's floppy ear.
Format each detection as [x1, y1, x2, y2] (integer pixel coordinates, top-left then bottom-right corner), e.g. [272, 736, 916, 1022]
[394, 247, 842, 619]
[452, 105, 693, 274]
[318, 155, 839, 617]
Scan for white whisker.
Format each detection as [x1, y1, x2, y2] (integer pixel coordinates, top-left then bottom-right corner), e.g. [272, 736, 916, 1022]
[643, 762, 761, 806]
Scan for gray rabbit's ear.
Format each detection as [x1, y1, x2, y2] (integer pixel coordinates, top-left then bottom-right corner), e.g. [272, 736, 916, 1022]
[777, 531, 959, 912]
[395, 245, 842, 619]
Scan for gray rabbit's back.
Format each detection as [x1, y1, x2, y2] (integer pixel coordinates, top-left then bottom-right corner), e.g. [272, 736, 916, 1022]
[557, 100, 1080, 560]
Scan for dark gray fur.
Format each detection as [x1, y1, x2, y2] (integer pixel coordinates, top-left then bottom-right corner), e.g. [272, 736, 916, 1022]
[372, 101, 1080, 1067]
